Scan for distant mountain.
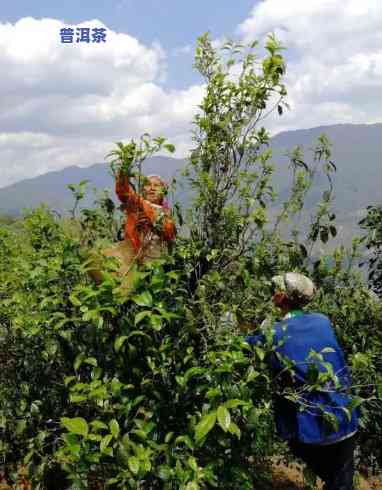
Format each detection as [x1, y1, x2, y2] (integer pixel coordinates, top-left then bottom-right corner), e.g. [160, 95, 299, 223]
[271, 123, 382, 214]
[269, 123, 382, 244]
[0, 156, 186, 216]
[0, 123, 381, 244]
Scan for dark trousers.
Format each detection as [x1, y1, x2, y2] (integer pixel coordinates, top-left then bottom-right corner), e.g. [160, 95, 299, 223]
[289, 434, 357, 490]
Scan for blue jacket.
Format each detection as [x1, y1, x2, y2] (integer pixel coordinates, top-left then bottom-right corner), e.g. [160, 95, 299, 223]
[246, 312, 358, 444]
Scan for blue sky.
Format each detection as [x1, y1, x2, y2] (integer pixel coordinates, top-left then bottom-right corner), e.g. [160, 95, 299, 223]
[2, 0, 259, 88]
[0, 0, 381, 187]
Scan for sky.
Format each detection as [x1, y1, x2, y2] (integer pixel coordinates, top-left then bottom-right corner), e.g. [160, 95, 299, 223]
[0, 0, 381, 188]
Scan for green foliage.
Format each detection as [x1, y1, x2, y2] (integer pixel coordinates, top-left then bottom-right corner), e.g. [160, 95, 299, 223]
[106, 134, 175, 196]
[0, 33, 381, 489]
[68, 180, 90, 219]
[359, 204, 382, 294]
[189, 33, 286, 270]
[0, 213, 18, 225]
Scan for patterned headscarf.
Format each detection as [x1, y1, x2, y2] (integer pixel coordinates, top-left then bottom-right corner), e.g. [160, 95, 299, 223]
[146, 175, 170, 208]
[272, 272, 316, 306]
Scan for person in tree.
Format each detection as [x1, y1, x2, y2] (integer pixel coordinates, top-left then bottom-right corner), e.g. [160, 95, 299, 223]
[244, 272, 358, 490]
[115, 172, 176, 262]
[89, 173, 176, 286]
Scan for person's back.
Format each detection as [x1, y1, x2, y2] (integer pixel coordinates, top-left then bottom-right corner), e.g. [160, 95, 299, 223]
[245, 273, 358, 490]
[270, 312, 358, 445]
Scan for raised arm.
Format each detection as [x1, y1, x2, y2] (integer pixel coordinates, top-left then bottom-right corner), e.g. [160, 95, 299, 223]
[117, 172, 176, 244]
[115, 172, 142, 208]
[116, 172, 159, 224]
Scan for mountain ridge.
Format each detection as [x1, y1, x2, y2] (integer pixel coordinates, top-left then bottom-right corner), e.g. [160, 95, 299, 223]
[1, 123, 381, 245]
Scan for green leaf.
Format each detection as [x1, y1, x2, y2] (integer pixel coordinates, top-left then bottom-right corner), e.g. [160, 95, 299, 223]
[16, 419, 27, 435]
[111, 377, 123, 395]
[323, 412, 339, 432]
[64, 376, 76, 386]
[100, 434, 113, 453]
[134, 310, 151, 325]
[224, 399, 247, 409]
[74, 353, 85, 371]
[131, 429, 147, 440]
[164, 143, 176, 153]
[341, 406, 352, 422]
[84, 357, 98, 367]
[132, 291, 153, 307]
[69, 293, 81, 306]
[143, 421, 156, 435]
[128, 456, 140, 475]
[23, 450, 34, 465]
[352, 352, 370, 370]
[158, 465, 172, 481]
[247, 370, 260, 382]
[174, 435, 194, 449]
[195, 411, 216, 442]
[109, 419, 120, 438]
[107, 478, 120, 486]
[217, 406, 231, 432]
[228, 422, 241, 439]
[90, 420, 108, 431]
[88, 434, 102, 442]
[149, 314, 162, 331]
[128, 330, 151, 341]
[347, 396, 364, 413]
[255, 346, 265, 361]
[184, 367, 207, 383]
[188, 456, 198, 472]
[69, 394, 87, 403]
[114, 336, 128, 353]
[164, 431, 174, 443]
[186, 482, 199, 490]
[61, 417, 89, 437]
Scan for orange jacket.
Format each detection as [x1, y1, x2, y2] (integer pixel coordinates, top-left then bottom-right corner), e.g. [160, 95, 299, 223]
[115, 173, 176, 254]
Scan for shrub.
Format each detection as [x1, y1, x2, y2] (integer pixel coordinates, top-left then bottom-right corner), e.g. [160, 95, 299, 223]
[0, 34, 381, 489]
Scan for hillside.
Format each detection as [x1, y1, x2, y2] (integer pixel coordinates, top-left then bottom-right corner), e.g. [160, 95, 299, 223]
[271, 123, 382, 215]
[0, 156, 186, 216]
[268, 123, 382, 244]
[0, 123, 381, 243]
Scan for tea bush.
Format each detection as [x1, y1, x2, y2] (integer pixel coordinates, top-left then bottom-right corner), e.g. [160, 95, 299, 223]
[0, 34, 381, 489]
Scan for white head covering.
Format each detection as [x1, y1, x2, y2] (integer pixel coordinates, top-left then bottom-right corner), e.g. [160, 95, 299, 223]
[272, 272, 316, 305]
[147, 174, 168, 187]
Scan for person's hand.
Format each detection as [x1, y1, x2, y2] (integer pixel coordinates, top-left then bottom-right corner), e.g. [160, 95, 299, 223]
[236, 311, 254, 332]
[136, 212, 151, 230]
[238, 321, 255, 333]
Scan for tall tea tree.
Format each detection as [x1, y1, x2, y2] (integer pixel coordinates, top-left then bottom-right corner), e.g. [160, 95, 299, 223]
[186, 33, 287, 279]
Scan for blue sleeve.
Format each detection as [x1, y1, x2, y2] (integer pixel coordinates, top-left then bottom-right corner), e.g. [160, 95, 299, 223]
[245, 333, 265, 346]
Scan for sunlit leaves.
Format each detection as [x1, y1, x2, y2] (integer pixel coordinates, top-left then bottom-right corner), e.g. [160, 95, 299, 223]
[128, 456, 140, 475]
[61, 417, 89, 437]
[195, 411, 217, 442]
[114, 335, 128, 353]
[217, 406, 231, 432]
[2, 29, 381, 489]
[132, 291, 153, 307]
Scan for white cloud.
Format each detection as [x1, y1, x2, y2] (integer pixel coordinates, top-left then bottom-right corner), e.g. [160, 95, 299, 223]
[237, 0, 382, 134]
[0, 17, 204, 188]
[2, 5, 380, 189]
